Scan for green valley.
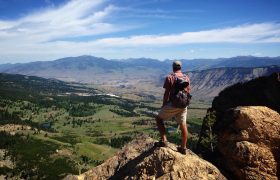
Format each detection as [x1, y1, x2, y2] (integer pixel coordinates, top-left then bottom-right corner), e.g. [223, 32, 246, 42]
[0, 73, 207, 179]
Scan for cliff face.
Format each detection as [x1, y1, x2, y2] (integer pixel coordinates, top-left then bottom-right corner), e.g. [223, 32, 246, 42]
[65, 135, 226, 180]
[188, 66, 280, 101]
[218, 106, 280, 179]
[212, 72, 280, 124]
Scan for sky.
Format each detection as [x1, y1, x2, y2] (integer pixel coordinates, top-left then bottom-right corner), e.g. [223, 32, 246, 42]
[0, 0, 280, 63]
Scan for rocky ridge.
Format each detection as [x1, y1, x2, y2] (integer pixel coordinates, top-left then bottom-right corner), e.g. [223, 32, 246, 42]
[65, 135, 225, 180]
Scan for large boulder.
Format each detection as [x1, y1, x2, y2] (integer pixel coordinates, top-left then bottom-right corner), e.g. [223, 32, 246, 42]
[217, 106, 280, 179]
[65, 135, 225, 180]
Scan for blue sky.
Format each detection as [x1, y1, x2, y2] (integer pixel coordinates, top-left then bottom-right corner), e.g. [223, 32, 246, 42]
[0, 0, 280, 63]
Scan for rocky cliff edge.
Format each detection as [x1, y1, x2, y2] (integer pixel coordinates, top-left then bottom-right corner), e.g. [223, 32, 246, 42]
[65, 135, 226, 180]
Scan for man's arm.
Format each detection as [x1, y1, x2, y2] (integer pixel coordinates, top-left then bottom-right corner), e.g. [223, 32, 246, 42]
[162, 75, 171, 107]
[162, 89, 170, 107]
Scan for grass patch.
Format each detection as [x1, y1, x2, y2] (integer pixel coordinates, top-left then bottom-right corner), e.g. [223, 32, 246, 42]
[75, 142, 116, 161]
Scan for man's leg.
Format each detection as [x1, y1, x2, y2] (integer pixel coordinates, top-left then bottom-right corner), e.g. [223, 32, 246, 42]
[179, 122, 188, 149]
[156, 116, 167, 142]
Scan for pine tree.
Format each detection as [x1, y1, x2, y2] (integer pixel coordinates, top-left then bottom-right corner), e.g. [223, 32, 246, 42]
[196, 108, 217, 156]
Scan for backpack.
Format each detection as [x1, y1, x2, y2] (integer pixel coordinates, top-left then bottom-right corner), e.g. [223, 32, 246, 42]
[170, 73, 192, 108]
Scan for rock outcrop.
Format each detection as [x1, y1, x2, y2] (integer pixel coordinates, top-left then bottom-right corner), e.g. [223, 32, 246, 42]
[197, 72, 280, 154]
[218, 106, 280, 179]
[196, 73, 280, 179]
[65, 135, 225, 180]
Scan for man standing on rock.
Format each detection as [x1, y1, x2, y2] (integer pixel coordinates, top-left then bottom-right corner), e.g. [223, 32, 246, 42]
[155, 60, 191, 154]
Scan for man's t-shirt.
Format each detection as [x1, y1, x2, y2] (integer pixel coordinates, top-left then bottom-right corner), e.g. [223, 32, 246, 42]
[163, 71, 191, 101]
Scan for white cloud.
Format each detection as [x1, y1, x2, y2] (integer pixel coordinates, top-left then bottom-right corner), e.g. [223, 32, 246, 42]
[92, 23, 280, 46]
[0, 0, 121, 44]
[0, 0, 280, 62]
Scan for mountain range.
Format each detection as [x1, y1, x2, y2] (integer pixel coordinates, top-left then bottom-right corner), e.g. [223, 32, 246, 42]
[1, 55, 280, 74]
[0, 55, 279, 101]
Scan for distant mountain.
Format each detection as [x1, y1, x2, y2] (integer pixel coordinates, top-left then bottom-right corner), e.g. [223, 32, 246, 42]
[1, 56, 280, 79]
[0, 56, 169, 83]
[0, 55, 279, 101]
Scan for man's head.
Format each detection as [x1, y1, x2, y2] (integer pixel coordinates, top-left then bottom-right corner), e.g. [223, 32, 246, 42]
[173, 60, 182, 72]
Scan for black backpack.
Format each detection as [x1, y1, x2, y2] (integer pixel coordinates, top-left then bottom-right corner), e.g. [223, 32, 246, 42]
[170, 73, 192, 108]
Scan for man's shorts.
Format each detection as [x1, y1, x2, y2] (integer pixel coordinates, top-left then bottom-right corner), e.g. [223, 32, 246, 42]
[157, 103, 188, 124]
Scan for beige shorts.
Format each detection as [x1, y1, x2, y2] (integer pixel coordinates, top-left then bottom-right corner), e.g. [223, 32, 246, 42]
[157, 103, 188, 124]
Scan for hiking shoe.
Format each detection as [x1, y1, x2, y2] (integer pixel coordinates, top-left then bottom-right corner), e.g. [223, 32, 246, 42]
[177, 147, 187, 155]
[154, 141, 168, 147]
